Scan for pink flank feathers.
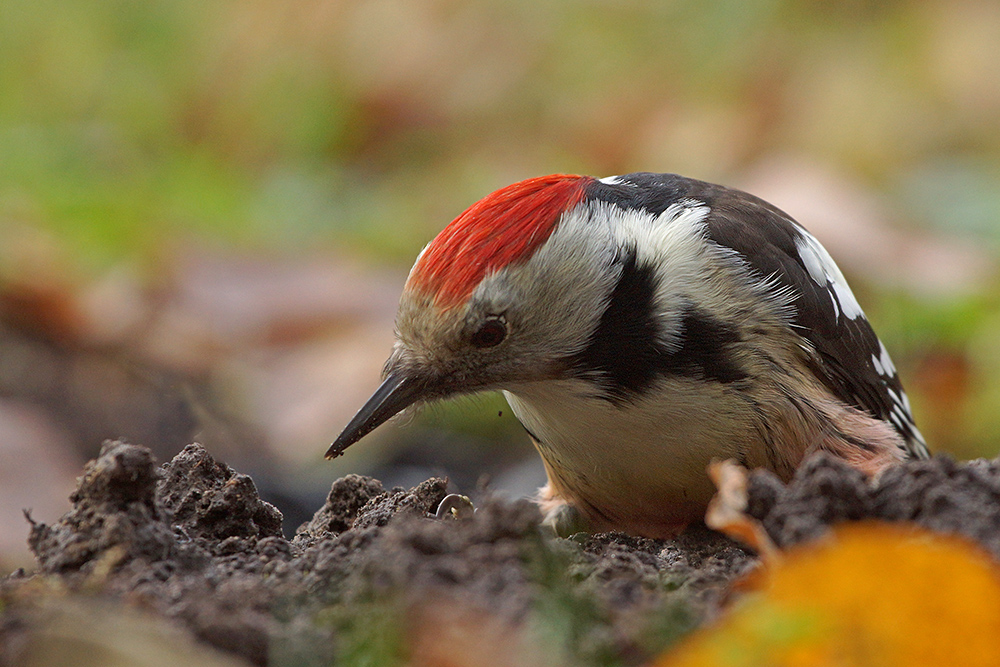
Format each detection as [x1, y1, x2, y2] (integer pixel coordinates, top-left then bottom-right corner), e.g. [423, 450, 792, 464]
[407, 174, 591, 309]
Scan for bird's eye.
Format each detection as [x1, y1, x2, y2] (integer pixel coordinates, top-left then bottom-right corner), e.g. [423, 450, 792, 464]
[471, 316, 507, 348]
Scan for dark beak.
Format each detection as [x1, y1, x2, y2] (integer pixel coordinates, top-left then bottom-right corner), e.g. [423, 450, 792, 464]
[325, 373, 426, 459]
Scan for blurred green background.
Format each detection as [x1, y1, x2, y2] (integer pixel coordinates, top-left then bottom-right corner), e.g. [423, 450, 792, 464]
[2, 0, 1000, 564]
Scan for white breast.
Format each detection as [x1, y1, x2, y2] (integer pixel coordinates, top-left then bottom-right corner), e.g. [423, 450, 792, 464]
[503, 376, 758, 529]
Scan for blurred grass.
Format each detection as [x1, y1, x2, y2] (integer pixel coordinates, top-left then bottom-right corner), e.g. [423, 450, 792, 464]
[2, 0, 1000, 455]
[6, 0, 996, 270]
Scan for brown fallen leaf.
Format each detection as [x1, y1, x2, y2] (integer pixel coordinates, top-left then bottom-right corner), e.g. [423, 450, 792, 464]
[705, 459, 778, 561]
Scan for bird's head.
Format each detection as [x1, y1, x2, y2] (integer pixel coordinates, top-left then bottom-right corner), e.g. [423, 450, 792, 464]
[325, 174, 618, 458]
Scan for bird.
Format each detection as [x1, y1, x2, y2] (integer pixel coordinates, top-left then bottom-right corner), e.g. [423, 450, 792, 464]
[326, 172, 929, 538]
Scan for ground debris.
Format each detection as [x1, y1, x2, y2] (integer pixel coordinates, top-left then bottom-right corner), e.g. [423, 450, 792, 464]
[26, 440, 182, 578]
[159, 443, 284, 547]
[746, 452, 1000, 557]
[5, 444, 1000, 666]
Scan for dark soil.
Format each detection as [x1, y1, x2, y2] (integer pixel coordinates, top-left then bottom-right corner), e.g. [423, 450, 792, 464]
[3, 441, 1000, 666]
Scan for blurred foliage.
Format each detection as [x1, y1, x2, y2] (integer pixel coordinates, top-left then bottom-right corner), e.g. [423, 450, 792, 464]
[4, 2, 1000, 658]
[10, 595, 251, 667]
[657, 523, 1000, 667]
[300, 526, 696, 667]
[4, 0, 999, 270]
[2, 0, 1000, 455]
[316, 595, 409, 667]
[529, 537, 695, 666]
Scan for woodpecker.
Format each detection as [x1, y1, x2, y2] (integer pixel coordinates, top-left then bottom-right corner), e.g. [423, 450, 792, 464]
[326, 172, 929, 538]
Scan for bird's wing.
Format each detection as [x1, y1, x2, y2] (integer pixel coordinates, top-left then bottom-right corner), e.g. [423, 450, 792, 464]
[701, 182, 928, 457]
[592, 173, 927, 457]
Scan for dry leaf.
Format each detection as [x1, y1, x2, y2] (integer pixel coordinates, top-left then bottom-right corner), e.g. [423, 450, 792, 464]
[657, 523, 1000, 667]
[705, 460, 778, 560]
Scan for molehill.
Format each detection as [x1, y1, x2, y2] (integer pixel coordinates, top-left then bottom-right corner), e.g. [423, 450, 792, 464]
[3, 441, 999, 666]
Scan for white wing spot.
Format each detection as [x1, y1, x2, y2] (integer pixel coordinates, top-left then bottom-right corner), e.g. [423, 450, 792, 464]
[794, 230, 865, 320]
[901, 390, 912, 413]
[796, 237, 828, 286]
[878, 341, 897, 376]
[832, 280, 864, 320]
[871, 353, 884, 376]
[886, 386, 902, 407]
[599, 175, 624, 185]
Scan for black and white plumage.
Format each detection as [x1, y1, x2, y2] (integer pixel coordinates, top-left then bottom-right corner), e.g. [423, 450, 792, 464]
[586, 173, 927, 457]
[327, 172, 928, 538]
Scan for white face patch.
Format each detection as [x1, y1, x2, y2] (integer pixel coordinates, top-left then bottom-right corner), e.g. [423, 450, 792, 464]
[611, 199, 709, 268]
[477, 202, 621, 366]
[607, 199, 712, 267]
[794, 230, 864, 321]
[522, 198, 714, 352]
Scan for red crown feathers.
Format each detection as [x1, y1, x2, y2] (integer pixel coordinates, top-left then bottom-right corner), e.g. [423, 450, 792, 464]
[407, 174, 592, 308]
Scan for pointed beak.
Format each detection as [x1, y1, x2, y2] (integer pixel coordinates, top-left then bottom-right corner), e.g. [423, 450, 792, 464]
[325, 372, 426, 459]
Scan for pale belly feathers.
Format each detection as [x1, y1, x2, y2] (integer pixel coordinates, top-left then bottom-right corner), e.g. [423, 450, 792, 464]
[504, 377, 759, 533]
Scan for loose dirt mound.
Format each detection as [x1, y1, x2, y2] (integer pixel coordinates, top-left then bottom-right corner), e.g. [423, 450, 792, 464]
[3, 441, 999, 666]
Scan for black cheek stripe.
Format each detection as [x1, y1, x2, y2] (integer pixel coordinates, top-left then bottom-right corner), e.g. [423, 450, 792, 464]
[571, 248, 747, 401]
